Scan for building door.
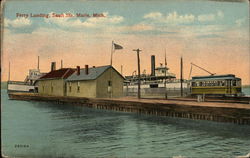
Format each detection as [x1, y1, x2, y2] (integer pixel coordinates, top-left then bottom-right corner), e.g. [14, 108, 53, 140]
[64, 82, 67, 96]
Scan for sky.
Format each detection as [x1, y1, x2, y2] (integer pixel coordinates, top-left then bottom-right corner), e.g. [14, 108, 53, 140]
[1, 0, 249, 84]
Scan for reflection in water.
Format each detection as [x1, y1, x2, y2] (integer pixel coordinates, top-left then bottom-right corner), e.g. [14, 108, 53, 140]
[2, 90, 250, 158]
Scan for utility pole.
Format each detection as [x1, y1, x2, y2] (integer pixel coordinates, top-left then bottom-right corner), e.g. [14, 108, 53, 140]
[133, 48, 142, 99]
[180, 56, 183, 97]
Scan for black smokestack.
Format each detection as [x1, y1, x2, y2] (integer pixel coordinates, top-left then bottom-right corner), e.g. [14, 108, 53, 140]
[77, 66, 80, 75]
[151, 55, 155, 76]
[51, 62, 56, 71]
[85, 65, 89, 75]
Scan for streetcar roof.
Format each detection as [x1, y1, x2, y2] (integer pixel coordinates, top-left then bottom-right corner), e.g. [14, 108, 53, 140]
[192, 74, 241, 81]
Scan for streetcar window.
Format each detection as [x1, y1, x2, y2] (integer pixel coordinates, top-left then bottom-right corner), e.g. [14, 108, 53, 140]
[199, 82, 202, 86]
[221, 81, 225, 86]
[232, 80, 236, 86]
[192, 82, 196, 86]
[219, 81, 222, 86]
[237, 80, 241, 87]
[215, 81, 219, 86]
[202, 82, 205, 86]
[212, 81, 214, 86]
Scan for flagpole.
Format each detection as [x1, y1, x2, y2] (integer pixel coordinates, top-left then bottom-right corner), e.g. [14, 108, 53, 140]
[110, 41, 114, 98]
[110, 41, 114, 66]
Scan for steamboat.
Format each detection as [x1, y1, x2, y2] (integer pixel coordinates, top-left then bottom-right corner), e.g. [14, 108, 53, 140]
[7, 57, 46, 93]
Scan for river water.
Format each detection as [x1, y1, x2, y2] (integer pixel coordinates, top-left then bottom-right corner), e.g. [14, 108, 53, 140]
[1, 89, 250, 158]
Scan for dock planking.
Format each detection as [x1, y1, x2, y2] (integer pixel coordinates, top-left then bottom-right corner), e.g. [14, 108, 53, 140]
[8, 92, 250, 125]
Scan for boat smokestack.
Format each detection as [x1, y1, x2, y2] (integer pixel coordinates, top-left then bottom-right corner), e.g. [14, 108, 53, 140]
[85, 65, 89, 75]
[77, 66, 80, 75]
[151, 55, 155, 76]
[51, 62, 56, 71]
[61, 60, 63, 69]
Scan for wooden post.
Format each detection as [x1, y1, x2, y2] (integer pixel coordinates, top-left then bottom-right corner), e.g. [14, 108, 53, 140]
[133, 49, 142, 99]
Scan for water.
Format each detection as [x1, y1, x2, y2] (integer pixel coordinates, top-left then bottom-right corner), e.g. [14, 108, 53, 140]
[243, 86, 250, 96]
[1, 89, 250, 158]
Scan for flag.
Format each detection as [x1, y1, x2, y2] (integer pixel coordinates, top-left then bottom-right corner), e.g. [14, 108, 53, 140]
[114, 43, 123, 50]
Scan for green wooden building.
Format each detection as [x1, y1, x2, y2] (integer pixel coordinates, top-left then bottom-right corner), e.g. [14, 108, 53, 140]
[66, 65, 124, 98]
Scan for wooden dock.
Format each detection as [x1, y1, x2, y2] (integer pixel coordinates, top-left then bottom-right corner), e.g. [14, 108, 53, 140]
[8, 92, 250, 125]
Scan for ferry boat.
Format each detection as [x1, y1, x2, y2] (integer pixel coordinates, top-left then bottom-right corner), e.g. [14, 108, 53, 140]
[7, 69, 46, 93]
[124, 55, 189, 97]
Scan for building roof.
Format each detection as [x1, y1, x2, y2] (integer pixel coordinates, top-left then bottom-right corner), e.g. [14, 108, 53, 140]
[39, 68, 76, 80]
[192, 74, 240, 81]
[66, 65, 124, 81]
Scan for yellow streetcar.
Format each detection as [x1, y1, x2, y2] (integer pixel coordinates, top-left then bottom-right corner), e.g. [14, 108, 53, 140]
[191, 74, 242, 96]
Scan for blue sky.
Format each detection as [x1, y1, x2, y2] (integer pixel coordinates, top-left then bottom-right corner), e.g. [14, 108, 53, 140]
[4, 0, 248, 33]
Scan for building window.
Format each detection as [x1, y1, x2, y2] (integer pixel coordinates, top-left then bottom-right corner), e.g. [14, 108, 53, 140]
[77, 82, 80, 93]
[108, 81, 112, 93]
[108, 81, 112, 86]
[69, 82, 72, 93]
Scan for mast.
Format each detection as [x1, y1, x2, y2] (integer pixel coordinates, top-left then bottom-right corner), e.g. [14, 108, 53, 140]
[164, 49, 167, 88]
[180, 56, 183, 97]
[8, 61, 10, 81]
[37, 56, 40, 70]
[164, 49, 167, 99]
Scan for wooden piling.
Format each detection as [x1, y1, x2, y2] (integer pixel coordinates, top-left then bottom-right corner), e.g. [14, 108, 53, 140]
[8, 93, 250, 125]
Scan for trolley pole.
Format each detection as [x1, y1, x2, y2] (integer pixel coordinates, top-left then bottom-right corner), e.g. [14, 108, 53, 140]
[133, 48, 142, 99]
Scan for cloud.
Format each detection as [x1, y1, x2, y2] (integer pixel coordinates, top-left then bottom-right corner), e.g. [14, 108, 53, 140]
[144, 11, 195, 24]
[235, 18, 245, 27]
[197, 11, 224, 22]
[125, 23, 155, 32]
[44, 12, 124, 28]
[217, 11, 224, 18]
[5, 18, 32, 28]
[196, 34, 222, 39]
[144, 10, 224, 24]
[197, 14, 215, 22]
[143, 12, 162, 19]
